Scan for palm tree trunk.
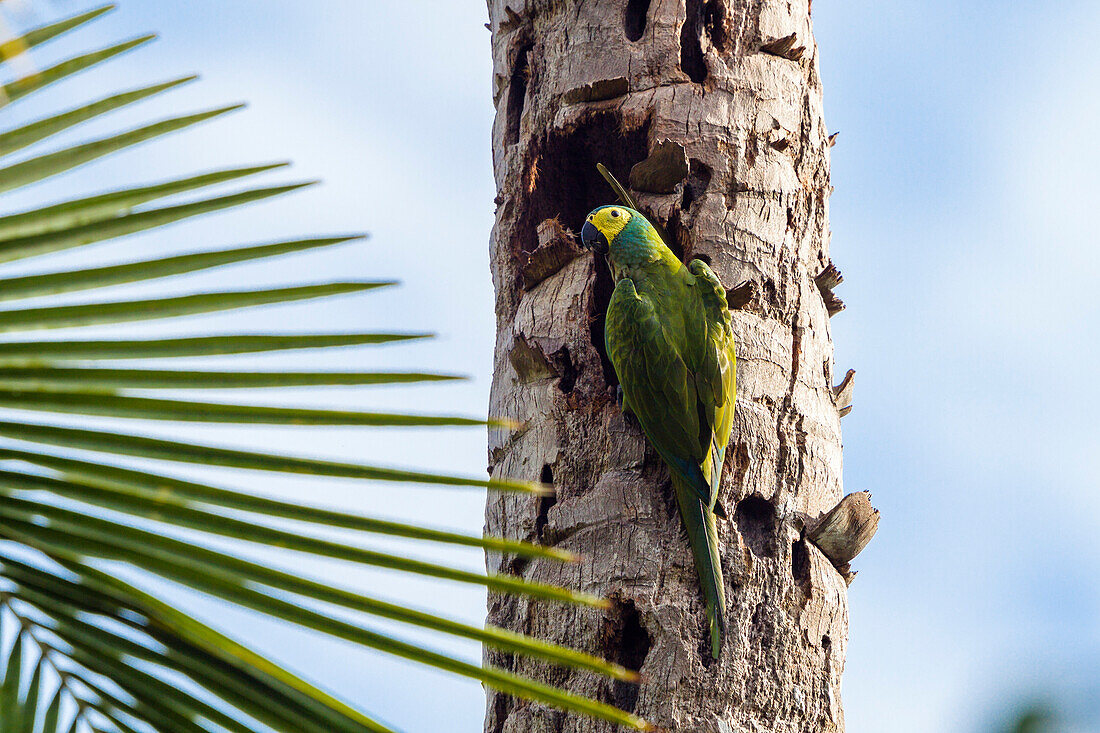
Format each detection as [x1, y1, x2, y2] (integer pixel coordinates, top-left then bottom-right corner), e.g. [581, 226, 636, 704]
[485, 1, 863, 730]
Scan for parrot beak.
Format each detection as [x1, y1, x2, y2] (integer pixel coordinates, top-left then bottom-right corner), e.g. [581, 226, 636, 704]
[580, 220, 609, 255]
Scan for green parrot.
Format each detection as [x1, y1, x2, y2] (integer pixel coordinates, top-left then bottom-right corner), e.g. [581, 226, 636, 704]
[580, 202, 736, 657]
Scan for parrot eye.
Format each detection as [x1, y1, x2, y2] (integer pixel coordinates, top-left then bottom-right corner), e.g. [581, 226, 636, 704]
[610, 209, 620, 218]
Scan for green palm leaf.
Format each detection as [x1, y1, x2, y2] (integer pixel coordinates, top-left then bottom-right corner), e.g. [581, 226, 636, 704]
[0, 165, 288, 240]
[0, 5, 648, 733]
[0, 446, 573, 558]
[0, 333, 433, 360]
[0, 106, 245, 194]
[0, 282, 387, 331]
[0, 183, 316, 263]
[0, 366, 459, 388]
[0, 77, 196, 157]
[3, 35, 155, 105]
[0, 420, 540, 491]
[6, 6, 114, 56]
[0, 237, 364, 299]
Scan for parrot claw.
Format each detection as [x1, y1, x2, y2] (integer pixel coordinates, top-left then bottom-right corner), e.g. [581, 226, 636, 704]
[615, 384, 625, 409]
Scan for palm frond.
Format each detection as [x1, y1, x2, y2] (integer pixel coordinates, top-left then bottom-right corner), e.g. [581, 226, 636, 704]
[0, 6, 649, 732]
[0, 77, 197, 157]
[0, 333, 433, 360]
[0, 446, 574, 559]
[0, 164, 288, 240]
[3, 34, 156, 105]
[0, 366, 459, 388]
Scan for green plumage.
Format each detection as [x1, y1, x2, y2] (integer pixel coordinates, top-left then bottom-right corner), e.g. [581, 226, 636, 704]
[586, 204, 737, 657]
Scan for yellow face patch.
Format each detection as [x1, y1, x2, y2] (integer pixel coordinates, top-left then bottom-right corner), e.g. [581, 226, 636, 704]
[587, 206, 632, 244]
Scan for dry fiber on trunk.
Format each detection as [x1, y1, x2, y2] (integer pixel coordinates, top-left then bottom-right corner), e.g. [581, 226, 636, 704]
[485, 1, 872, 730]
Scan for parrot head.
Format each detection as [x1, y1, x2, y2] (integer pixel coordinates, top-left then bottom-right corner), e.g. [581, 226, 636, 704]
[580, 204, 639, 256]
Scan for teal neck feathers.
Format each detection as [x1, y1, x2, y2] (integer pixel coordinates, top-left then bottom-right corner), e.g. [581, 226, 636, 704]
[609, 212, 678, 281]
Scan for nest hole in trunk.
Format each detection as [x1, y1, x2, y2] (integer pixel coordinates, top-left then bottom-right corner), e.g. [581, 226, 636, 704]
[681, 0, 708, 83]
[505, 43, 532, 146]
[624, 0, 651, 41]
[600, 596, 651, 714]
[515, 110, 650, 388]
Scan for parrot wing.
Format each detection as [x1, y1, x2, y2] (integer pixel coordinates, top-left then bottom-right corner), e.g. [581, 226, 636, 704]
[687, 259, 738, 504]
[606, 275, 729, 656]
[605, 276, 712, 502]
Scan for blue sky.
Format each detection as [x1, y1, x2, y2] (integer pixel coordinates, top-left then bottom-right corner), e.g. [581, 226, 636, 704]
[2, 1, 1098, 731]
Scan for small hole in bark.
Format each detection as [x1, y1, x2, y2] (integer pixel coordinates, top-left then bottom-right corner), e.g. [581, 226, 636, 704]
[751, 602, 765, 629]
[750, 601, 775, 647]
[822, 634, 831, 651]
[791, 539, 811, 590]
[546, 712, 566, 733]
[550, 345, 577, 393]
[600, 597, 651, 713]
[681, 158, 712, 211]
[662, 209, 686, 262]
[505, 44, 532, 146]
[507, 556, 529, 576]
[692, 253, 712, 265]
[680, 0, 708, 83]
[704, 0, 730, 52]
[761, 277, 779, 307]
[681, 184, 696, 212]
[734, 495, 777, 558]
[624, 0, 650, 42]
[745, 135, 759, 168]
[536, 465, 557, 543]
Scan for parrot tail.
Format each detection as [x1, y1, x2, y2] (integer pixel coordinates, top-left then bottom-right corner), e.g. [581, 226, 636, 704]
[671, 473, 727, 658]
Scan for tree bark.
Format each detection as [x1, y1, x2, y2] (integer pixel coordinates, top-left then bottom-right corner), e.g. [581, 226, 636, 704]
[485, 1, 854, 731]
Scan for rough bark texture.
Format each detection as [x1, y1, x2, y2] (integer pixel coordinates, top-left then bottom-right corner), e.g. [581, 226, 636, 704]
[484, 1, 852, 730]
